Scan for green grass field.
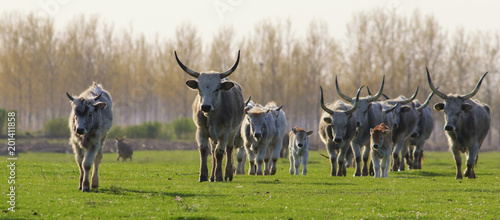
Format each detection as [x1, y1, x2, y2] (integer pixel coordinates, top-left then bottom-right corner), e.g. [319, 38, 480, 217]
[1, 150, 499, 219]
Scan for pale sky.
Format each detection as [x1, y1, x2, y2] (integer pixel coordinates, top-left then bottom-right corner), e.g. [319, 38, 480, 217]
[2, 0, 500, 43]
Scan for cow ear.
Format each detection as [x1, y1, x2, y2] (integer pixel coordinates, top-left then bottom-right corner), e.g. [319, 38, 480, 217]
[220, 81, 234, 91]
[323, 117, 332, 124]
[370, 128, 374, 133]
[307, 130, 313, 136]
[292, 127, 298, 134]
[434, 103, 445, 111]
[461, 103, 472, 112]
[400, 106, 411, 113]
[94, 102, 107, 110]
[186, 80, 198, 90]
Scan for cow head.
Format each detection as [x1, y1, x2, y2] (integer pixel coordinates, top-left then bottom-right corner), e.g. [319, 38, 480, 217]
[67, 92, 107, 135]
[370, 123, 390, 150]
[336, 75, 385, 128]
[383, 87, 419, 129]
[320, 85, 363, 144]
[244, 106, 270, 141]
[115, 136, 126, 143]
[292, 127, 313, 148]
[426, 67, 488, 131]
[175, 50, 240, 113]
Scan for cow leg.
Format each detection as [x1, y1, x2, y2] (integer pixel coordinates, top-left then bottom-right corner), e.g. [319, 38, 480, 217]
[392, 139, 404, 171]
[413, 141, 424, 169]
[209, 140, 217, 182]
[361, 145, 370, 176]
[246, 144, 257, 175]
[336, 144, 348, 176]
[372, 154, 381, 178]
[236, 146, 246, 175]
[196, 130, 210, 182]
[270, 141, 282, 175]
[326, 142, 338, 176]
[451, 146, 463, 179]
[382, 155, 390, 178]
[263, 148, 271, 175]
[213, 137, 229, 182]
[82, 148, 97, 192]
[256, 144, 266, 175]
[369, 161, 374, 176]
[464, 147, 478, 179]
[289, 152, 295, 175]
[224, 135, 235, 181]
[302, 152, 308, 175]
[74, 147, 84, 190]
[400, 144, 408, 171]
[351, 143, 362, 176]
[91, 147, 103, 189]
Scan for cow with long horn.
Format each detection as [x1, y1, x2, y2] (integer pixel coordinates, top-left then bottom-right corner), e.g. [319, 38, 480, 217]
[407, 92, 435, 169]
[174, 50, 245, 182]
[336, 75, 385, 176]
[381, 86, 420, 171]
[426, 67, 490, 179]
[319, 85, 363, 176]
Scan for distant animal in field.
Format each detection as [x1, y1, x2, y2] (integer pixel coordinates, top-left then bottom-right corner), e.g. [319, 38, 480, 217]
[288, 127, 313, 175]
[115, 136, 133, 162]
[67, 82, 113, 192]
[370, 123, 392, 178]
[426, 67, 490, 179]
[175, 50, 244, 182]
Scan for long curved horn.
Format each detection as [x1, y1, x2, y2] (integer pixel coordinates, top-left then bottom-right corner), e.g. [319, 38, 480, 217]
[220, 50, 240, 79]
[462, 72, 488, 100]
[320, 86, 334, 115]
[66, 92, 74, 101]
[174, 51, 200, 78]
[245, 96, 252, 106]
[335, 75, 353, 102]
[346, 86, 364, 115]
[399, 86, 419, 104]
[94, 93, 102, 101]
[367, 75, 385, 102]
[426, 67, 447, 99]
[384, 102, 400, 113]
[366, 86, 372, 96]
[416, 92, 434, 112]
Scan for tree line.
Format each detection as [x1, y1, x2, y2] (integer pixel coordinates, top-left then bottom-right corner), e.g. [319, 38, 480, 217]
[0, 9, 498, 149]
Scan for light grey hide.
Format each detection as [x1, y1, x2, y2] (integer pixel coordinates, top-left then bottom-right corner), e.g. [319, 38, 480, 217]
[241, 102, 286, 176]
[115, 136, 133, 162]
[288, 127, 313, 175]
[408, 92, 435, 169]
[235, 97, 254, 175]
[67, 82, 113, 192]
[382, 87, 419, 172]
[427, 68, 490, 179]
[175, 50, 245, 182]
[336, 76, 385, 176]
[370, 123, 392, 178]
[319, 86, 362, 177]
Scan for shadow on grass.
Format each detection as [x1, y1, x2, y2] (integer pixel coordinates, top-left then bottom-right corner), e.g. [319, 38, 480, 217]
[392, 170, 448, 177]
[98, 186, 223, 197]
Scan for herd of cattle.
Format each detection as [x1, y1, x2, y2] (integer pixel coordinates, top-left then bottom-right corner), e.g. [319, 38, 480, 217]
[65, 51, 490, 192]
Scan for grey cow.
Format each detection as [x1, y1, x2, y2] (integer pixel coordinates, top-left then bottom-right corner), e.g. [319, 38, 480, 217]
[336, 76, 385, 176]
[319, 86, 362, 176]
[382, 87, 419, 172]
[407, 92, 435, 169]
[115, 136, 133, 162]
[242, 102, 286, 175]
[288, 126, 313, 175]
[426, 68, 490, 179]
[175, 50, 245, 182]
[67, 82, 113, 192]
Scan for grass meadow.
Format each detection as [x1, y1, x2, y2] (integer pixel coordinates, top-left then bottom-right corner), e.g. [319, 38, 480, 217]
[1, 150, 499, 219]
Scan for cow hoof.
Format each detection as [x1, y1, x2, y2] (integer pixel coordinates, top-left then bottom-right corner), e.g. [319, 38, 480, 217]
[82, 187, 90, 192]
[79, 186, 82, 190]
[225, 176, 233, 181]
[199, 176, 208, 182]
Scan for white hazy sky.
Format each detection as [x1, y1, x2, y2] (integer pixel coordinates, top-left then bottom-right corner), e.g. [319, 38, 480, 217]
[2, 0, 500, 43]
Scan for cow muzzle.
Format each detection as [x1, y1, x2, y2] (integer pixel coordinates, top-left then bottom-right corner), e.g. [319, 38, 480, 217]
[298, 143, 303, 148]
[76, 128, 86, 135]
[333, 137, 343, 144]
[201, 105, 212, 113]
[372, 144, 379, 149]
[356, 121, 362, 127]
[254, 133, 262, 140]
[444, 124, 456, 131]
[411, 132, 419, 138]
